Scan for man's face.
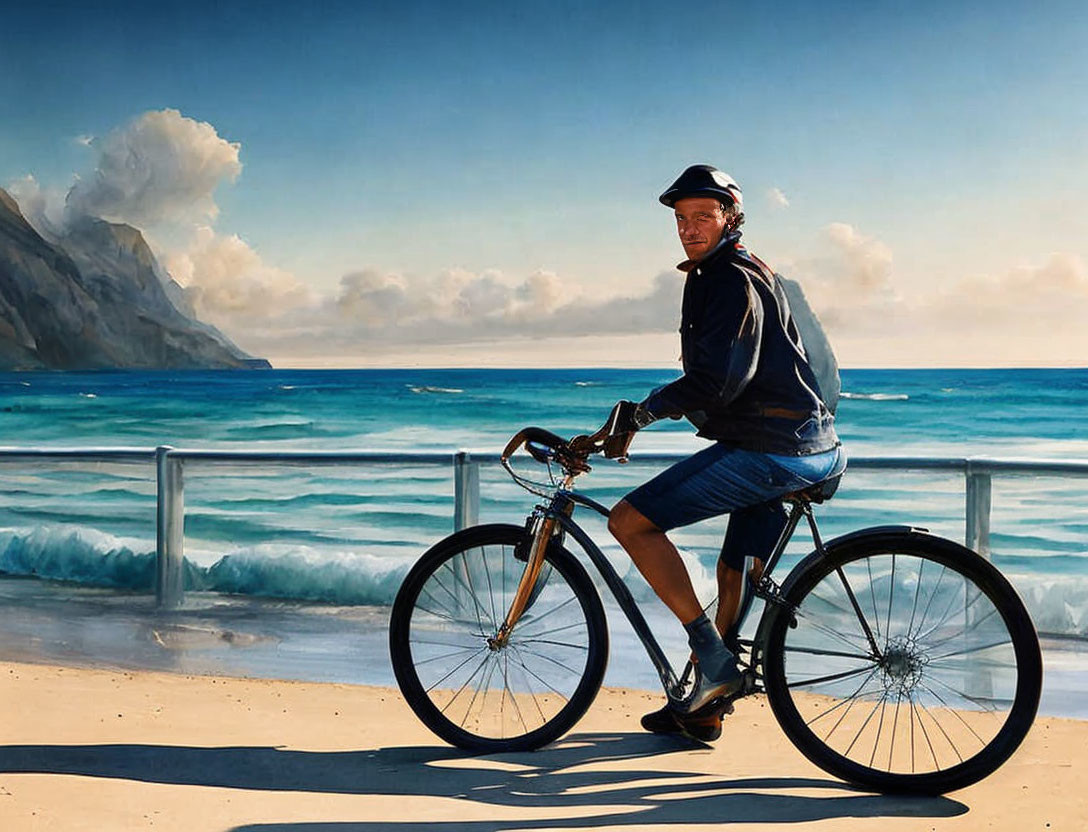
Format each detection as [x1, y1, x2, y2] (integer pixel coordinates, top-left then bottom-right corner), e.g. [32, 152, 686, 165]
[674, 196, 729, 261]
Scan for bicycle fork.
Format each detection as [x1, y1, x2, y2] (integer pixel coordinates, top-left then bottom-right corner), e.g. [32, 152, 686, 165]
[487, 479, 575, 650]
[486, 512, 557, 650]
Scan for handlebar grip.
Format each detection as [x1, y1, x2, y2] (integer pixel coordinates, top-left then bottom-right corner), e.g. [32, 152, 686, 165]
[500, 427, 569, 462]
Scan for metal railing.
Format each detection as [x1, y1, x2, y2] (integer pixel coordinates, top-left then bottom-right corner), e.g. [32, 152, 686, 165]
[1, 445, 1087, 608]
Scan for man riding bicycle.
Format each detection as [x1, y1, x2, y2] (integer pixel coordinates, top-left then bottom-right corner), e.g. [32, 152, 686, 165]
[598, 164, 844, 741]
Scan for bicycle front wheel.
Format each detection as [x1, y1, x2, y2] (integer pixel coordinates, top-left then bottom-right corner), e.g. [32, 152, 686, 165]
[389, 523, 608, 752]
[762, 530, 1042, 794]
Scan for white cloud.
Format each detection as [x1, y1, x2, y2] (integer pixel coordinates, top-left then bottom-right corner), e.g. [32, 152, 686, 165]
[162, 226, 316, 328]
[928, 252, 1088, 334]
[65, 109, 241, 227]
[223, 265, 688, 359]
[5, 174, 66, 236]
[777, 222, 902, 336]
[767, 187, 790, 209]
[36, 109, 317, 344]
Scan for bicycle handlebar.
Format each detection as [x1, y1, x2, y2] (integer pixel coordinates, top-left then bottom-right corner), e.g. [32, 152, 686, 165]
[500, 427, 572, 465]
[500, 415, 634, 486]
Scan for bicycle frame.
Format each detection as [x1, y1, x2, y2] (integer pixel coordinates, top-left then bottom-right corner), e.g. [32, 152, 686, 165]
[519, 483, 823, 702]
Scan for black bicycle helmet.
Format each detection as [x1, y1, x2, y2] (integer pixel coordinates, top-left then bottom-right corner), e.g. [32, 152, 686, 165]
[659, 164, 743, 211]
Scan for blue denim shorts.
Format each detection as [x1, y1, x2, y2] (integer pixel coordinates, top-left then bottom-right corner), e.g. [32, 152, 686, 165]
[624, 442, 844, 552]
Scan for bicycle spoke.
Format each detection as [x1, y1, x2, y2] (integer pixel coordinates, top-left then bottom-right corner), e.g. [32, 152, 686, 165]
[924, 604, 999, 652]
[411, 595, 454, 622]
[410, 637, 480, 650]
[888, 693, 902, 771]
[782, 644, 875, 661]
[515, 619, 587, 641]
[834, 566, 882, 656]
[439, 560, 497, 632]
[910, 693, 939, 771]
[460, 654, 500, 729]
[844, 690, 889, 757]
[517, 645, 584, 678]
[885, 554, 896, 652]
[481, 545, 499, 628]
[502, 652, 531, 735]
[796, 609, 876, 655]
[413, 646, 483, 667]
[869, 695, 889, 768]
[507, 650, 547, 728]
[452, 551, 495, 631]
[438, 652, 492, 711]
[928, 636, 1013, 663]
[915, 695, 964, 764]
[907, 557, 925, 636]
[867, 557, 883, 646]
[426, 647, 489, 694]
[515, 593, 579, 633]
[787, 664, 877, 689]
[916, 679, 989, 745]
[914, 579, 971, 646]
[510, 645, 572, 699]
[806, 665, 882, 729]
[925, 672, 1005, 717]
[417, 590, 459, 623]
[518, 638, 588, 650]
[430, 571, 467, 616]
[909, 564, 948, 643]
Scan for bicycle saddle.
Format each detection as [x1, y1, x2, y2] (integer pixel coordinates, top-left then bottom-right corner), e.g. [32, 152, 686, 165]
[785, 472, 842, 504]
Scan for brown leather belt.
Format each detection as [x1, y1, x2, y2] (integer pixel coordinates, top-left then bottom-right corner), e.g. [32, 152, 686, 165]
[756, 407, 810, 420]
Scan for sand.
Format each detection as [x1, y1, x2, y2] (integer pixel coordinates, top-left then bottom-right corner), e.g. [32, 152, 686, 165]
[0, 660, 1084, 831]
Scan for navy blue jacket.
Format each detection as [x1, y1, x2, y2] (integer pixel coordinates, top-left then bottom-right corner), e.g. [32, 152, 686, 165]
[642, 232, 839, 455]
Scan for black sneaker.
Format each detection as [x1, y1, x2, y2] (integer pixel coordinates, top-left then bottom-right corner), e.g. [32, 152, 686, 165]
[640, 704, 682, 734]
[640, 703, 724, 743]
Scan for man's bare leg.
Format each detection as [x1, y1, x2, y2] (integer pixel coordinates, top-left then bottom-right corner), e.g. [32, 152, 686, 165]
[607, 499, 704, 624]
[714, 557, 765, 638]
[610, 498, 740, 704]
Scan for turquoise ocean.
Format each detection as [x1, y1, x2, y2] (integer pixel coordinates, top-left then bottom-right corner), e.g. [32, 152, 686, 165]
[0, 367, 1086, 716]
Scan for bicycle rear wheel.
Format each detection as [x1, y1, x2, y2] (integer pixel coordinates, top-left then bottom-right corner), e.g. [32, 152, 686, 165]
[762, 530, 1042, 794]
[389, 523, 608, 752]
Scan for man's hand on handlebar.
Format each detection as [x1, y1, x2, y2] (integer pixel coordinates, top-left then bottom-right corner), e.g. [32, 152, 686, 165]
[567, 400, 653, 465]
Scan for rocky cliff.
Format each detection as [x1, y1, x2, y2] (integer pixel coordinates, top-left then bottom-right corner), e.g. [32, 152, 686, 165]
[0, 187, 268, 370]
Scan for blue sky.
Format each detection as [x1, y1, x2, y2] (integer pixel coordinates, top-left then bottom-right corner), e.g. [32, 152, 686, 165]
[2, 1, 1086, 366]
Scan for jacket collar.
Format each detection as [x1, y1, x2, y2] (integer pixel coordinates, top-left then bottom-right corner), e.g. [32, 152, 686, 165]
[676, 230, 743, 273]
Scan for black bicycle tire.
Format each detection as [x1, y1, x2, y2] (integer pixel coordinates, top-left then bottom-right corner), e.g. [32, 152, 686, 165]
[762, 530, 1042, 794]
[389, 523, 609, 752]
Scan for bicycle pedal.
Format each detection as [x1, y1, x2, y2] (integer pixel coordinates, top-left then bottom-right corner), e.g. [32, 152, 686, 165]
[685, 695, 736, 721]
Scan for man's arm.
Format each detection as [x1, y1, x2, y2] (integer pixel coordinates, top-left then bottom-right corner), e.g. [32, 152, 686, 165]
[642, 273, 764, 420]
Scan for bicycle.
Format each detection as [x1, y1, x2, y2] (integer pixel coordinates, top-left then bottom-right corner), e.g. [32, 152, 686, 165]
[389, 427, 1042, 794]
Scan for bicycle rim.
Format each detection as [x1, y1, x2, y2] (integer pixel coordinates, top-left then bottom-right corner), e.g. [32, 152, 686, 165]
[763, 533, 1041, 793]
[390, 524, 607, 751]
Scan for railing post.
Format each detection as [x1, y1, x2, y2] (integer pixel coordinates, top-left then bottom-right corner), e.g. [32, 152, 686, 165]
[156, 446, 185, 608]
[964, 461, 994, 698]
[965, 462, 992, 561]
[453, 451, 479, 531]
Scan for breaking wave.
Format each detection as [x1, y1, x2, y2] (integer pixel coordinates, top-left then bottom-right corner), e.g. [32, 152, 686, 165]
[0, 527, 412, 606]
[840, 392, 910, 401]
[408, 385, 464, 394]
[1, 526, 1087, 634]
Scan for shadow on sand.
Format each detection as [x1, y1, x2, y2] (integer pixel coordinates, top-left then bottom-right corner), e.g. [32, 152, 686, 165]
[0, 731, 967, 829]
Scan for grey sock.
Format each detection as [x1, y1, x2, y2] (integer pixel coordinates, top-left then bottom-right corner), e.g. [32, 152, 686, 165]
[684, 613, 736, 683]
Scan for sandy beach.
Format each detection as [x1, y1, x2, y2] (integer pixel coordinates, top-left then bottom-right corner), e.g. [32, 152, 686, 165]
[1, 660, 1083, 832]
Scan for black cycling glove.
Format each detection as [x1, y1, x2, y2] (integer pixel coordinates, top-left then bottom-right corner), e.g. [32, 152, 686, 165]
[609, 399, 661, 434]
